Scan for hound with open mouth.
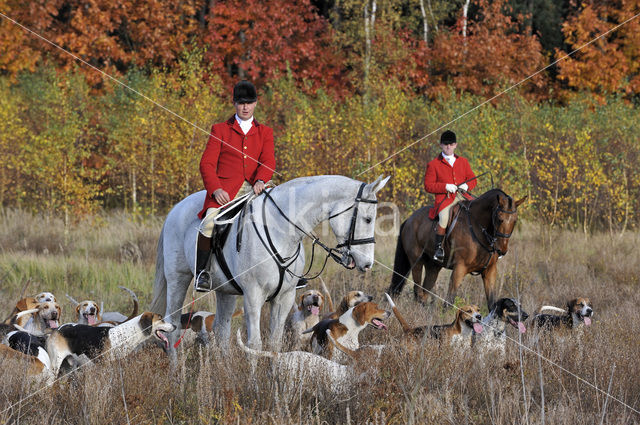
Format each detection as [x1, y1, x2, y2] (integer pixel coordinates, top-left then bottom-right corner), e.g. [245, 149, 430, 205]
[46, 312, 175, 376]
[474, 297, 528, 354]
[305, 301, 390, 361]
[285, 289, 325, 350]
[533, 297, 593, 330]
[385, 293, 483, 346]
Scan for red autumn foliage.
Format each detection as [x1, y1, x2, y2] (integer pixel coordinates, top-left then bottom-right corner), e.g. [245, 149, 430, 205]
[202, 0, 346, 96]
[426, 0, 547, 100]
[557, 0, 640, 97]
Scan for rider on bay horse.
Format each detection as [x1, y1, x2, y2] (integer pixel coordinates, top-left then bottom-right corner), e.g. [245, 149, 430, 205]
[424, 130, 477, 262]
[195, 80, 276, 291]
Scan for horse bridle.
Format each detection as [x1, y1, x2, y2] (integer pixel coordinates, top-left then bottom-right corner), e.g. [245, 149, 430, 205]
[251, 182, 377, 288]
[466, 199, 517, 257]
[485, 203, 517, 256]
[329, 182, 378, 268]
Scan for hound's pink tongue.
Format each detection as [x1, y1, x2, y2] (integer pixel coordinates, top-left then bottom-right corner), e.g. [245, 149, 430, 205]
[473, 323, 483, 333]
[517, 322, 527, 334]
[309, 306, 320, 315]
[49, 320, 58, 329]
[88, 316, 97, 325]
[372, 319, 388, 330]
[584, 317, 592, 326]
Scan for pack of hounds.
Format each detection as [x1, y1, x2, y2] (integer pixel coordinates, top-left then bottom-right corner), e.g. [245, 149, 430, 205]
[1, 282, 593, 391]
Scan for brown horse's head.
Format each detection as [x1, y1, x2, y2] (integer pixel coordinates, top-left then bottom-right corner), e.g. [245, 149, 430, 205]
[493, 192, 527, 255]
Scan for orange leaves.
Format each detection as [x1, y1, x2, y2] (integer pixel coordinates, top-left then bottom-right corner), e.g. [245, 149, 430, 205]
[558, 0, 640, 97]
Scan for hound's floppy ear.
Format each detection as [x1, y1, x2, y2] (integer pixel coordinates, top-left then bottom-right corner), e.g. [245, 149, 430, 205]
[365, 175, 390, 196]
[75, 304, 82, 315]
[515, 196, 528, 207]
[298, 293, 305, 307]
[567, 299, 577, 311]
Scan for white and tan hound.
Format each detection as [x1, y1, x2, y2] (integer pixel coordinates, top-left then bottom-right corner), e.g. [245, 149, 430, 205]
[306, 301, 389, 361]
[285, 289, 325, 350]
[533, 297, 593, 330]
[4, 292, 57, 327]
[178, 308, 243, 345]
[46, 312, 175, 376]
[385, 293, 483, 346]
[12, 301, 61, 334]
[236, 329, 352, 393]
[321, 290, 373, 320]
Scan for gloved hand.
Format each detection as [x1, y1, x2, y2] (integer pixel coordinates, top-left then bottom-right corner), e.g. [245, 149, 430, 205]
[459, 183, 469, 191]
[445, 184, 457, 193]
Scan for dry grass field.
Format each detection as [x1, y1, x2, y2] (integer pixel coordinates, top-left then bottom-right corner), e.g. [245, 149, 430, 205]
[1, 208, 639, 424]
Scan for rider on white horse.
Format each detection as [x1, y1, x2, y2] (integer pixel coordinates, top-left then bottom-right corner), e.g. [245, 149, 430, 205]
[196, 80, 275, 291]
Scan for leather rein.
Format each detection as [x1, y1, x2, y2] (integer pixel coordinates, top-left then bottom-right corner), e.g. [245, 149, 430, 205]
[461, 196, 517, 271]
[246, 182, 377, 301]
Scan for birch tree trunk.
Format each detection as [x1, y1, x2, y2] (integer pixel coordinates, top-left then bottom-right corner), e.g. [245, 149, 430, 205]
[419, 0, 428, 43]
[462, 0, 471, 40]
[364, 0, 377, 91]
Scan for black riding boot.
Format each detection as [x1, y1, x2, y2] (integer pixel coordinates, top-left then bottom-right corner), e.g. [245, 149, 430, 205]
[433, 234, 445, 262]
[194, 234, 212, 292]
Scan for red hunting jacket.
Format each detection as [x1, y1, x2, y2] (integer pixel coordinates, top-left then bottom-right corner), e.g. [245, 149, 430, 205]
[198, 116, 275, 218]
[424, 153, 476, 220]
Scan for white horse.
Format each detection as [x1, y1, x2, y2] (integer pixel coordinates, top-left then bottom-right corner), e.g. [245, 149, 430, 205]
[151, 175, 390, 356]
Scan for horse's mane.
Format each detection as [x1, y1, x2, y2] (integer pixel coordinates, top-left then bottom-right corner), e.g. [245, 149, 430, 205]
[470, 188, 512, 210]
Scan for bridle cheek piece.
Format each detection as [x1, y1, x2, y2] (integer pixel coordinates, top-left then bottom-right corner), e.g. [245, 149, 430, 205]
[492, 206, 517, 256]
[330, 183, 378, 269]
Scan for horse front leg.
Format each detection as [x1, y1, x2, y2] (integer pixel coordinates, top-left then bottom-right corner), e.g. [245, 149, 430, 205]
[165, 272, 191, 363]
[269, 288, 295, 352]
[481, 260, 498, 310]
[446, 264, 468, 307]
[414, 261, 442, 305]
[213, 292, 238, 351]
[242, 290, 264, 351]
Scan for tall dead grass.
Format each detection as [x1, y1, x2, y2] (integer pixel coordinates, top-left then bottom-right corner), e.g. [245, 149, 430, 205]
[0, 210, 639, 424]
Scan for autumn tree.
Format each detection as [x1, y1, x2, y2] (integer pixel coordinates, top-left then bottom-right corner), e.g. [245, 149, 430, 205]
[557, 0, 640, 97]
[203, 0, 345, 95]
[0, 0, 202, 84]
[427, 0, 547, 99]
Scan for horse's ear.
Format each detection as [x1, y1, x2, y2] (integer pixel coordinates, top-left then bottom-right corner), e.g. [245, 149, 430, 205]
[366, 175, 390, 195]
[515, 196, 528, 207]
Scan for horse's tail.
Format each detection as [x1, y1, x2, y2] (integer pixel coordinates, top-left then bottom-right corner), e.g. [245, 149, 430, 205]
[388, 221, 411, 296]
[150, 225, 167, 315]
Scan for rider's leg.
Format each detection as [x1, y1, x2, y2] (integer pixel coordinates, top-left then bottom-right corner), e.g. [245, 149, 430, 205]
[433, 193, 465, 262]
[433, 222, 446, 262]
[195, 207, 218, 291]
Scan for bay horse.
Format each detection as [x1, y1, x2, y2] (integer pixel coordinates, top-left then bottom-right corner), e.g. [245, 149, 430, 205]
[150, 175, 389, 357]
[387, 189, 526, 309]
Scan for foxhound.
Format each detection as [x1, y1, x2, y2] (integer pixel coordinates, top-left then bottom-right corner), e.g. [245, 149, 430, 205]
[46, 312, 175, 376]
[533, 297, 593, 330]
[385, 293, 483, 346]
[236, 329, 351, 393]
[306, 301, 389, 361]
[474, 297, 528, 354]
[0, 342, 54, 384]
[178, 308, 243, 345]
[285, 289, 324, 350]
[4, 292, 57, 326]
[11, 301, 61, 334]
[70, 286, 139, 326]
[321, 290, 373, 320]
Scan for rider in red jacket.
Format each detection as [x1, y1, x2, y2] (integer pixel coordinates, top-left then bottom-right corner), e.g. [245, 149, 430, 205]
[424, 130, 476, 262]
[195, 81, 276, 291]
